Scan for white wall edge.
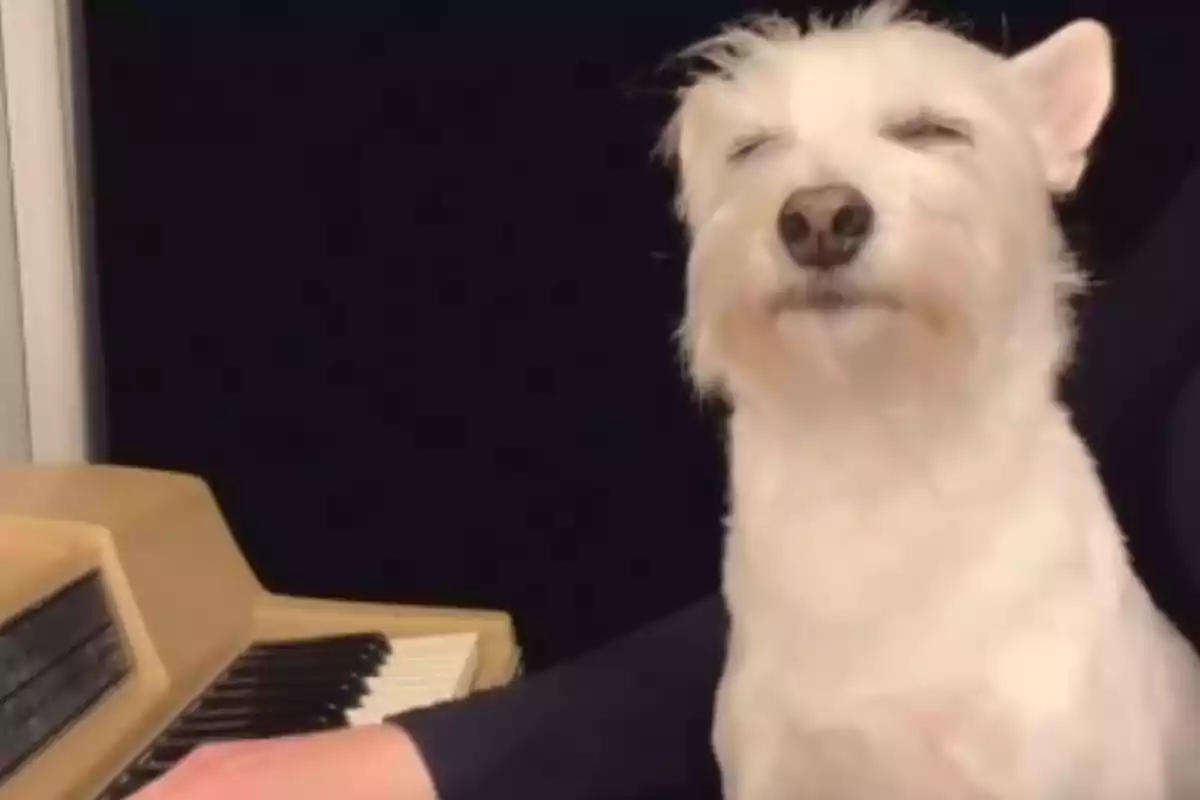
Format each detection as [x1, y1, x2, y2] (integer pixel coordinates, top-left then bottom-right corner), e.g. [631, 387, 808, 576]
[0, 28, 32, 463]
[0, 0, 88, 464]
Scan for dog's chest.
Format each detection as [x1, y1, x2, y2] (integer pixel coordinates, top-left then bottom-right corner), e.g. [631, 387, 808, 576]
[713, 415, 1131, 797]
[719, 413, 1104, 700]
[724, 436, 1030, 640]
[772, 689, 1025, 800]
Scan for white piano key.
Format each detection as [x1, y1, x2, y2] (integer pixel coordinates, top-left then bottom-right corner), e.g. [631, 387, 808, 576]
[347, 632, 480, 726]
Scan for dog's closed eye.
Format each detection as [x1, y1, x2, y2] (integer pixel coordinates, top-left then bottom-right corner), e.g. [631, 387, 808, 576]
[884, 113, 972, 148]
[728, 132, 781, 163]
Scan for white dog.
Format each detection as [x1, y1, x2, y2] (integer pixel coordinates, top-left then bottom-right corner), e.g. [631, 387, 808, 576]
[659, 3, 1200, 798]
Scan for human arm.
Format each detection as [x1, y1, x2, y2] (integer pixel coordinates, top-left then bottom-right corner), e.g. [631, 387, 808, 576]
[127, 594, 728, 800]
[392, 594, 728, 800]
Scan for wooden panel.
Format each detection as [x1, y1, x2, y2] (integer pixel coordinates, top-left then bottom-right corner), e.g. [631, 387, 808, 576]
[0, 465, 521, 800]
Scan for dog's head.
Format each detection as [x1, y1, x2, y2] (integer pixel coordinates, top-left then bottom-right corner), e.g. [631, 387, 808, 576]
[660, 2, 1113, 416]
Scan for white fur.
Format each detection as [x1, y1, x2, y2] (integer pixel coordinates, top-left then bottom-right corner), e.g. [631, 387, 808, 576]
[659, 4, 1200, 798]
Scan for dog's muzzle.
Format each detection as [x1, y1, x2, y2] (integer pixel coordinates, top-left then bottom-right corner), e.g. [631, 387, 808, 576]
[777, 183, 874, 272]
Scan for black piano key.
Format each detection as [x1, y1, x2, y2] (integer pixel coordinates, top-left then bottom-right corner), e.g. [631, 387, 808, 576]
[201, 669, 369, 704]
[228, 653, 381, 673]
[220, 655, 384, 681]
[231, 642, 381, 662]
[191, 683, 365, 709]
[182, 701, 359, 724]
[198, 654, 379, 711]
[161, 715, 346, 745]
[134, 755, 187, 774]
[94, 631, 390, 800]
[241, 633, 389, 658]
[135, 741, 202, 769]
[99, 771, 159, 800]
[189, 688, 356, 717]
[175, 701, 346, 725]
[182, 693, 355, 720]
[238, 639, 386, 658]
[222, 651, 385, 685]
[247, 631, 388, 649]
[169, 711, 343, 736]
[177, 707, 346, 731]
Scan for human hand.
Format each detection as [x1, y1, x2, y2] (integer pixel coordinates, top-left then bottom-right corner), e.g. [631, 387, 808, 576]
[126, 724, 437, 800]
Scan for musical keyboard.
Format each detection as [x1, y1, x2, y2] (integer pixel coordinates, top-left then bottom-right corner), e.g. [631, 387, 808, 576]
[0, 465, 522, 800]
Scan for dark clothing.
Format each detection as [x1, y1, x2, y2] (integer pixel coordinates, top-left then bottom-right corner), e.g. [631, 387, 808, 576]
[1062, 158, 1200, 644]
[395, 161, 1200, 800]
[1169, 366, 1200, 609]
[395, 597, 728, 800]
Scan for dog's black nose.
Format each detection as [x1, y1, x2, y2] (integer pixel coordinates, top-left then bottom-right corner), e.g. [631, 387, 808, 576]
[777, 184, 874, 271]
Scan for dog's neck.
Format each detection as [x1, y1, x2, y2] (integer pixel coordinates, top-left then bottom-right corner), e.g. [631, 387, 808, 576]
[724, 347, 1066, 496]
[723, 278, 1074, 466]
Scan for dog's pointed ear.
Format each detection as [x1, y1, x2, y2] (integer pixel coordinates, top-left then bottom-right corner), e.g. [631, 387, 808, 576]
[1006, 19, 1114, 194]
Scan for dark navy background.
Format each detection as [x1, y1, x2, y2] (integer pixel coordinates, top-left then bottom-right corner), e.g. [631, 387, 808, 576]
[79, 0, 1200, 667]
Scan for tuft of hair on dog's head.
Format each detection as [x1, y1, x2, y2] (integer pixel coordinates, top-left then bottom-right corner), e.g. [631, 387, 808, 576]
[654, 2, 914, 168]
[661, 0, 915, 84]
